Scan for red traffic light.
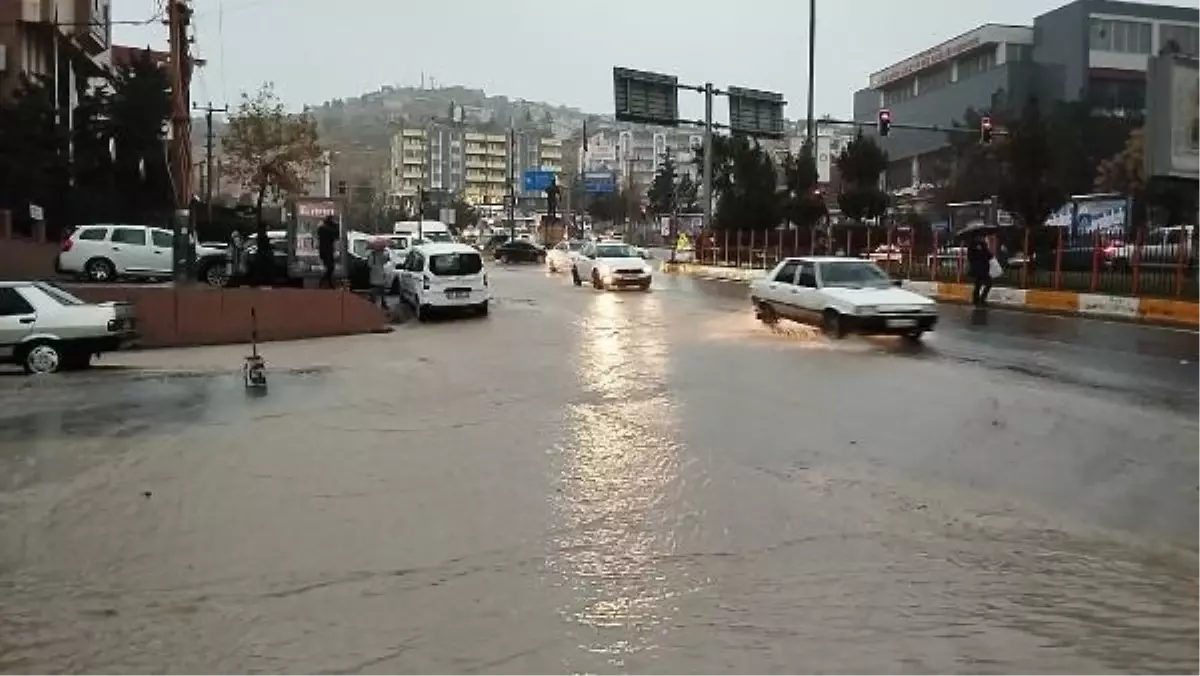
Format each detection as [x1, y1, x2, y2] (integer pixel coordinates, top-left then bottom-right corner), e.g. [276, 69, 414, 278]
[980, 115, 994, 144]
[981, 116, 993, 130]
[877, 108, 892, 137]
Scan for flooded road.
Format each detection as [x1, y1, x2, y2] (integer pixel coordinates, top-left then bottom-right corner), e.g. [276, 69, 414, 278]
[0, 265, 1196, 673]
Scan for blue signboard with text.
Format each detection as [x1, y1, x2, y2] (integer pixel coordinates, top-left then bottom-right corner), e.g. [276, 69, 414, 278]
[583, 171, 616, 194]
[523, 169, 556, 193]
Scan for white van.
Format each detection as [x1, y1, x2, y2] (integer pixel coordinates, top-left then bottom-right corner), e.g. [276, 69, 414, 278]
[393, 220, 452, 243]
[397, 242, 489, 320]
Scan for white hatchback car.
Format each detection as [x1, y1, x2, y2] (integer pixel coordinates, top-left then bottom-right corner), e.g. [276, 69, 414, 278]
[397, 242, 490, 320]
[749, 257, 938, 340]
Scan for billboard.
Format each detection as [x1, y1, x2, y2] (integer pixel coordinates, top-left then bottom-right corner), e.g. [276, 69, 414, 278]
[1145, 53, 1199, 181]
[1043, 199, 1128, 235]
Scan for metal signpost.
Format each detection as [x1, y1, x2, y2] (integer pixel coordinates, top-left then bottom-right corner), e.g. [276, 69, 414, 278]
[612, 67, 786, 235]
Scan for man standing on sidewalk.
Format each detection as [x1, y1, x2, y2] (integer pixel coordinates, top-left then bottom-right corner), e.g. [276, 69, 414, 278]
[967, 237, 993, 307]
[317, 216, 339, 289]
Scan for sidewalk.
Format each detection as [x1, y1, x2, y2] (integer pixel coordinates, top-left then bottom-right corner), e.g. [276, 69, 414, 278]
[662, 262, 1199, 328]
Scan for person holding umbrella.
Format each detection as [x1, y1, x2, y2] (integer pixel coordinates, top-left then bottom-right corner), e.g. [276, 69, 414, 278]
[967, 235, 994, 307]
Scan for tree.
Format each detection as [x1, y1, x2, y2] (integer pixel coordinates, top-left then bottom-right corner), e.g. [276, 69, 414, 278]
[587, 189, 623, 222]
[676, 173, 699, 212]
[779, 144, 827, 231]
[834, 132, 888, 223]
[647, 154, 678, 216]
[223, 82, 323, 277]
[996, 98, 1066, 230]
[108, 51, 173, 222]
[0, 75, 69, 232]
[934, 107, 1006, 205]
[693, 135, 780, 230]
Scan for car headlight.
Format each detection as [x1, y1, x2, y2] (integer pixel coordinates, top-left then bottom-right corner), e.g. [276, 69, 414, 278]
[641, 265, 652, 275]
[856, 305, 879, 315]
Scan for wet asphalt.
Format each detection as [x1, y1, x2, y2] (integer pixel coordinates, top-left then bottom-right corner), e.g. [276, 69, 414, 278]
[0, 264, 1196, 674]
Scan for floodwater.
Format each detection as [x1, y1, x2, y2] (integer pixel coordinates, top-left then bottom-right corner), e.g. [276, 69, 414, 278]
[0, 265, 1195, 673]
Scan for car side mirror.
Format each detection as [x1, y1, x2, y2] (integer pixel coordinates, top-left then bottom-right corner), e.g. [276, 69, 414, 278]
[891, 279, 902, 287]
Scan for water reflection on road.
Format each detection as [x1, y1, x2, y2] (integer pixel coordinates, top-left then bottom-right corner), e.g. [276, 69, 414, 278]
[548, 291, 696, 671]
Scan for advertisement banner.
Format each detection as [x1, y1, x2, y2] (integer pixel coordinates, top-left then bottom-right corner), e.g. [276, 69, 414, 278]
[1073, 199, 1127, 235]
[289, 198, 344, 278]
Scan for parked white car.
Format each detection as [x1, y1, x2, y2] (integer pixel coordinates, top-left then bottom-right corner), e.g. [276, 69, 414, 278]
[750, 257, 938, 340]
[571, 241, 652, 291]
[397, 242, 490, 320]
[57, 224, 225, 284]
[546, 239, 584, 273]
[0, 281, 138, 374]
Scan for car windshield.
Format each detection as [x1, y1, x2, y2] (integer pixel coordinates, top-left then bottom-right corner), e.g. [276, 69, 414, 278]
[424, 232, 453, 242]
[388, 237, 408, 250]
[818, 261, 892, 289]
[429, 252, 483, 276]
[35, 282, 86, 306]
[595, 244, 636, 258]
[567, 241, 583, 251]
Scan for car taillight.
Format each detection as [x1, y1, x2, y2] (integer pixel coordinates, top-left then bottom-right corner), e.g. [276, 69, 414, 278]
[483, 273, 488, 287]
[422, 274, 430, 291]
[61, 238, 73, 252]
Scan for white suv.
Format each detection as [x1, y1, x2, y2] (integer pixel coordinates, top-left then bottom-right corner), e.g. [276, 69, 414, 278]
[58, 224, 224, 283]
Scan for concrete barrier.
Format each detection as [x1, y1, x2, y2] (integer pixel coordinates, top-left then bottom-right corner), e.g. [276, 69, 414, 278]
[67, 285, 390, 348]
[665, 263, 1199, 328]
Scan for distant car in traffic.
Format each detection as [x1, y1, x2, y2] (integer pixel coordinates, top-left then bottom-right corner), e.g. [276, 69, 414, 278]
[571, 241, 652, 291]
[750, 257, 938, 340]
[397, 242, 490, 321]
[0, 281, 138, 374]
[494, 240, 545, 264]
[546, 239, 584, 273]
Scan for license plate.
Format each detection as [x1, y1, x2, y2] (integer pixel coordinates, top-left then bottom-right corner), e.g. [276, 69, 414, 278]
[446, 290, 469, 300]
[887, 318, 917, 328]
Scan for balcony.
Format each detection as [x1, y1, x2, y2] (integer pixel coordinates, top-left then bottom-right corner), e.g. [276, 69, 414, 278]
[486, 173, 507, 183]
[402, 170, 425, 180]
[486, 160, 506, 170]
[74, 0, 111, 54]
[466, 171, 488, 182]
[465, 158, 487, 169]
[486, 146, 507, 157]
[401, 128, 427, 138]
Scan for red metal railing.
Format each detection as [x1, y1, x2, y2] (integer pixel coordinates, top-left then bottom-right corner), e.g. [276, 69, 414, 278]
[691, 226, 1198, 300]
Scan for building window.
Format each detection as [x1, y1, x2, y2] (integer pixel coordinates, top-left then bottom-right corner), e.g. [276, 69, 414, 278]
[1088, 77, 1146, 113]
[882, 80, 915, 107]
[1160, 24, 1200, 56]
[917, 65, 951, 94]
[956, 48, 996, 81]
[1005, 43, 1031, 63]
[1090, 18, 1152, 54]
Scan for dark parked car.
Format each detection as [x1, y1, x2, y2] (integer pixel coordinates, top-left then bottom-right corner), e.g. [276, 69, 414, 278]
[494, 240, 546, 264]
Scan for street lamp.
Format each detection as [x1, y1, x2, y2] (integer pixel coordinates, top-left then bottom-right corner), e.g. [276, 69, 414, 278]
[805, 0, 817, 146]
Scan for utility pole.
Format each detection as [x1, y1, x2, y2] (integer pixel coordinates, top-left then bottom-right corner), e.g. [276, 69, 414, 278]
[194, 101, 228, 230]
[805, 0, 817, 146]
[167, 0, 194, 282]
[702, 82, 714, 234]
[507, 127, 516, 239]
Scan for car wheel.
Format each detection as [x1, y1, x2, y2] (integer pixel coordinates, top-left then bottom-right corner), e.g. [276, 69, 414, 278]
[415, 304, 430, 322]
[390, 278, 400, 295]
[571, 267, 582, 287]
[21, 341, 62, 375]
[200, 261, 229, 287]
[478, 300, 489, 317]
[822, 310, 848, 339]
[756, 301, 778, 325]
[639, 281, 651, 292]
[902, 329, 924, 343]
[85, 258, 115, 283]
[592, 270, 604, 290]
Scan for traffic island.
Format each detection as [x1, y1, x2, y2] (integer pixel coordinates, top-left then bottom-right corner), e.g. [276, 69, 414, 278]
[66, 285, 391, 348]
[663, 263, 1199, 328]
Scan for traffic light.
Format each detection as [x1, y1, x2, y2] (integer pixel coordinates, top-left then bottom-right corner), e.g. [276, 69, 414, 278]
[980, 116, 994, 145]
[877, 108, 892, 137]
[336, 180, 347, 196]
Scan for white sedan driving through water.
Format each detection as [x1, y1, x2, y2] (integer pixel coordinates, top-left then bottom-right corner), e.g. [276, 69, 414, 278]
[570, 241, 652, 291]
[750, 257, 938, 340]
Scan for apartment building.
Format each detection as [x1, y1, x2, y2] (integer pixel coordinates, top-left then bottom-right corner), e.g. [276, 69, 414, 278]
[389, 127, 428, 198]
[0, 0, 112, 107]
[427, 122, 464, 194]
[462, 131, 508, 206]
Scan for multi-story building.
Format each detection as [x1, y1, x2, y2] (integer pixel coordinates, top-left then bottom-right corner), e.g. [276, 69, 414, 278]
[427, 123, 464, 194]
[461, 132, 509, 206]
[389, 127, 428, 198]
[851, 0, 1199, 189]
[0, 0, 112, 106]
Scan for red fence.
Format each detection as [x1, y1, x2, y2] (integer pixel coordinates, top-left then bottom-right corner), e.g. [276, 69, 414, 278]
[693, 227, 1199, 300]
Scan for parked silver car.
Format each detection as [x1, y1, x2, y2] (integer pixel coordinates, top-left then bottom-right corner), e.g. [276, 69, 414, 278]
[0, 282, 138, 374]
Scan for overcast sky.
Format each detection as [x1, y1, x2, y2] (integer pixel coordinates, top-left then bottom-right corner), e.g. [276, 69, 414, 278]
[113, 0, 1188, 122]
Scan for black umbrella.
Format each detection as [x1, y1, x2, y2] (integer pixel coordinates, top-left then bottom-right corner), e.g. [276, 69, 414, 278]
[954, 220, 1000, 239]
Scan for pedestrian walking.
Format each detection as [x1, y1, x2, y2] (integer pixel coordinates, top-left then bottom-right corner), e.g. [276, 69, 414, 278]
[366, 237, 390, 310]
[317, 216, 339, 289]
[967, 236, 994, 307]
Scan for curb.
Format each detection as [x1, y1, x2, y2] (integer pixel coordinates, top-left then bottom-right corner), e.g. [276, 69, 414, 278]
[666, 264, 1199, 328]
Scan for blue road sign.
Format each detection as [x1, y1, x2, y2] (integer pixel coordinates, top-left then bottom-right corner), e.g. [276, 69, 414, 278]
[523, 169, 555, 193]
[583, 171, 616, 194]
